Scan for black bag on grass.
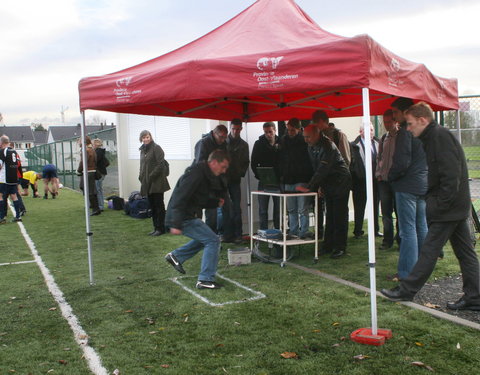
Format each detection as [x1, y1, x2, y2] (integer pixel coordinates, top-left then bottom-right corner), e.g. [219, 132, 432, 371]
[106, 195, 125, 210]
[124, 191, 151, 219]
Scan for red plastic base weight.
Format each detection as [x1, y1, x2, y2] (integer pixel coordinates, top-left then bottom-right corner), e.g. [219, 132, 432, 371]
[350, 328, 392, 346]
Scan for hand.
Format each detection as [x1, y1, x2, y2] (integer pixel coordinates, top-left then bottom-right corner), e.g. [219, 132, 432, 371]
[218, 198, 225, 207]
[295, 186, 309, 193]
[170, 228, 182, 235]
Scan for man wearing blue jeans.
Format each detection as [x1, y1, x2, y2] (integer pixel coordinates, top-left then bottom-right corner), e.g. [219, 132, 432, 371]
[388, 97, 428, 280]
[164, 150, 229, 289]
[382, 102, 480, 310]
[280, 118, 313, 238]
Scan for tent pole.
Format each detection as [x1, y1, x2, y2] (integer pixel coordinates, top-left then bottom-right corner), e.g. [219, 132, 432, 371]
[351, 88, 392, 346]
[361, 88, 378, 335]
[80, 111, 95, 286]
[244, 119, 252, 239]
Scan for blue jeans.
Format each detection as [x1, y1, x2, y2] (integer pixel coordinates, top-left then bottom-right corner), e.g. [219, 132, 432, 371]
[95, 175, 105, 210]
[284, 183, 311, 236]
[395, 192, 428, 279]
[171, 218, 221, 282]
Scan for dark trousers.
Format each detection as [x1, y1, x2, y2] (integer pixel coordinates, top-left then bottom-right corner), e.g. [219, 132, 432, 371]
[323, 191, 349, 252]
[148, 193, 166, 233]
[315, 197, 324, 238]
[400, 219, 480, 302]
[352, 176, 379, 236]
[378, 181, 397, 246]
[223, 183, 242, 238]
[258, 182, 280, 230]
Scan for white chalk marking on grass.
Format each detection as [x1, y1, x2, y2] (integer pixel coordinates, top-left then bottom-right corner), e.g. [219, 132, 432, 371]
[170, 273, 266, 307]
[0, 260, 36, 266]
[12, 215, 109, 375]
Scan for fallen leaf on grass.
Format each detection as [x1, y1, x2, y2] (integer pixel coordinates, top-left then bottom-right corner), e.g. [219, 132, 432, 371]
[58, 360, 67, 365]
[161, 364, 170, 368]
[424, 302, 440, 309]
[125, 310, 134, 313]
[280, 351, 298, 359]
[149, 331, 157, 335]
[112, 369, 120, 375]
[415, 342, 424, 347]
[332, 343, 341, 347]
[145, 317, 155, 325]
[312, 329, 321, 333]
[456, 343, 461, 349]
[353, 354, 371, 360]
[332, 322, 340, 326]
[48, 307, 57, 311]
[216, 343, 224, 347]
[411, 361, 434, 371]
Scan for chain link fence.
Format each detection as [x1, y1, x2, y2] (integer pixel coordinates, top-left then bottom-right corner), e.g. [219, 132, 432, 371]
[26, 128, 119, 197]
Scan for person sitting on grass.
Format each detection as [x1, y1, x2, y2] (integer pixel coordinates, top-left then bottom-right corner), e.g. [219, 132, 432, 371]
[164, 149, 229, 290]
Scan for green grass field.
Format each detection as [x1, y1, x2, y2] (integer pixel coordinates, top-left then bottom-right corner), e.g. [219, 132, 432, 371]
[1, 186, 480, 374]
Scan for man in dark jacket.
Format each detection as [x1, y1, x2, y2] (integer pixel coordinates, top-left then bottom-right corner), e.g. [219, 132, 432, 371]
[223, 119, 250, 243]
[297, 124, 351, 258]
[388, 97, 428, 280]
[165, 150, 229, 289]
[251, 122, 280, 229]
[350, 124, 380, 238]
[280, 118, 313, 238]
[382, 102, 480, 310]
[0, 135, 23, 223]
[192, 124, 228, 233]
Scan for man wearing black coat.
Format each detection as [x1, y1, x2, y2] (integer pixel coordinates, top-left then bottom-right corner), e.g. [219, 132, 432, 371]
[381, 102, 480, 310]
[297, 124, 351, 258]
[192, 124, 228, 233]
[223, 119, 250, 243]
[279, 118, 313, 238]
[165, 150, 229, 290]
[251, 122, 281, 229]
[350, 124, 380, 239]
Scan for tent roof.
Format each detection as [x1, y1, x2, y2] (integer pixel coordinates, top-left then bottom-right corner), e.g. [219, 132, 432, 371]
[79, 0, 458, 121]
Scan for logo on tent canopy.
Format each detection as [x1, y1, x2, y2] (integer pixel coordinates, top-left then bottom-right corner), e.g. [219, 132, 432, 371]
[388, 58, 404, 88]
[113, 76, 141, 102]
[253, 56, 298, 89]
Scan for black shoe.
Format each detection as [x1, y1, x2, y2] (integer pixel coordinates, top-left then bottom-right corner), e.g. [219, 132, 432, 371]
[0, 218, 6, 225]
[90, 210, 101, 216]
[165, 253, 185, 274]
[446, 297, 480, 311]
[380, 243, 393, 250]
[375, 232, 384, 237]
[196, 280, 223, 289]
[150, 230, 164, 236]
[43, 195, 48, 199]
[330, 249, 346, 259]
[148, 230, 157, 235]
[220, 236, 235, 243]
[12, 217, 22, 223]
[20, 210, 27, 217]
[380, 286, 413, 302]
[51, 193, 56, 199]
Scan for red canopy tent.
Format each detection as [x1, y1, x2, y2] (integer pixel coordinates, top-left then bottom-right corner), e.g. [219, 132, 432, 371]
[78, 0, 459, 342]
[79, 0, 458, 120]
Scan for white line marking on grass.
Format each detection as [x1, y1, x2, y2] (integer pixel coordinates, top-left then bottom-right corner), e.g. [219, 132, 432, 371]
[0, 260, 36, 266]
[170, 273, 266, 307]
[12, 213, 109, 375]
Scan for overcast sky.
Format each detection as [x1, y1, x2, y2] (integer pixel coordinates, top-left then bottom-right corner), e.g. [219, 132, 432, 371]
[2, 0, 479, 126]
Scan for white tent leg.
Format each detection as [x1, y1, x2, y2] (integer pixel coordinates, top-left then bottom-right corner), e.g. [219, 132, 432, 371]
[80, 111, 95, 285]
[362, 88, 378, 335]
